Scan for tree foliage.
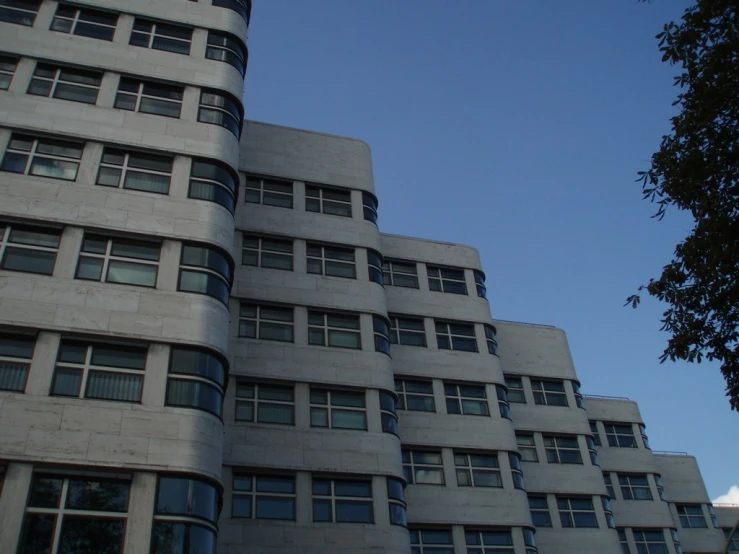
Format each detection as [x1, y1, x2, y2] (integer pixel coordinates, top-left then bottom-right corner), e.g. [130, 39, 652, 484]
[627, 0, 739, 409]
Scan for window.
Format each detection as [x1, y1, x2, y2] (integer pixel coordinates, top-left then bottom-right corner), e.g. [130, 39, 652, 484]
[382, 259, 419, 288]
[586, 436, 599, 465]
[363, 192, 378, 223]
[509, 453, 525, 490]
[504, 376, 525, 403]
[307, 243, 356, 278]
[51, 4, 118, 40]
[639, 424, 651, 449]
[474, 270, 487, 298]
[28, 63, 102, 104]
[484, 325, 498, 355]
[96, 147, 172, 193]
[395, 379, 435, 412]
[427, 265, 467, 295]
[436, 321, 477, 352]
[632, 529, 668, 554]
[387, 478, 406, 526]
[310, 388, 366, 430]
[516, 434, 538, 462]
[402, 450, 444, 485]
[604, 473, 614, 498]
[380, 391, 398, 434]
[557, 497, 598, 528]
[390, 316, 427, 347]
[676, 504, 707, 528]
[1, 133, 84, 181]
[308, 311, 361, 349]
[454, 452, 501, 488]
[604, 423, 637, 448]
[235, 382, 294, 424]
[654, 474, 666, 501]
[76, 234, 160, 287]
[619, 474, 652, 500]
[20, 475, 130, 554]
[313, 478, 373, 523]
[245, 175, 293, 207]
[189, 159, 239, 213]
[410, 528, 454, 554]
[152, 476, 218, 554]
[130, 18, 192, 54]
[238, 304, 294, 342]
[242, 234, 292, 270]
[0, 55, 18, 90]
[0, 223, 61, 275]
[618, 528, 631, 554]
[374, 316, 391, 355]
[178, 243, 232, 304]
[0, 331, 34, 392]
[496, 385, 511, 419]
[543, 435, 582, 464]
[572, 381, 584, 408]
[589, 421, 601, 446]
[724, 527, 739, 551]
[669, 528, 683, 554]
[213, 0, 251, 25]
[708, 504, 719, 528]
[531, 379, 568, 406]
[166, 347, 226, 418]
[206, 31, 247, 75]
[367, 249, 383, 285]
[599, 497, 615, 530]
[0, 0, 41, 26]
[305, 184, 353, 216]
[445, 383, 489, 416]
[51, 340, 147, 402]
[115, 77, 183, 118]
[198, 90, 242, 137]
[465, 529, 514, 552]
[529, 495, 552, 527]
[232, 474, 295, 520]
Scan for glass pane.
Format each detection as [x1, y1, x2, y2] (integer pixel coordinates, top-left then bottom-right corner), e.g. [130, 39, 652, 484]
[256, 497, 294, 520]
[310, 407, 328, 427]
[21, 514, 55, 553]
[231, 496, 251, 517]
[29, 477, 63, 507]
[111, 240, 159, 260]
[9, 228, 60, 247]
[313, 499, 331, 521]
[30, 157, 79, 180]
[0, 362, 28, 391]
[257, 403, 293, 424]
[86, 371, 142, 402]
[327, 329, 360, 349]
[331, 409, 366, 430]
[256, 476, 294, 494]
[66, 480, 129, 511]
[335, 500, 372, 522]
[58, 516, 125, 554]
[107, 260, 157, 286]
[2, 247, 56, 274]
[52, 368, 81, 396]
[166, 379, 222, 417]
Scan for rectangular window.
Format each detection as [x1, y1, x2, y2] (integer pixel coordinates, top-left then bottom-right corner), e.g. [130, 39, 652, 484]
[395, 379, 435, 412]
[435, 321, 477, 352]
[198, 90, 242, 137]
[305, 185, 352, 217]
[308, 310, 361, 349]
[76, 234, 160, 287]
[232, 474, 295, 520]
[114, 77, 183, 118]
[0, 223, 61, 275]
[306, 243, 356, 278]
[618, 528, 631, 554]
[618, 474, 652, 500]
[427, 265, 467, 295]
[410, 528, 454, 554]
[0, 0, 41, 26]
[504, 375, 525, 403]
[531, 379, 568, 406]
[382, 259, 419, 288]
[464, 529, 514, 552]
[402, 450, 444, 485]
[312, 477, 373, 523]
[529, 495, 552, 527]
[516, 434, 538, 462]
[1, 133, 84, 181]
[129, 18, 192, 54]
[51, 339, 147, 402]
[604, 423, 637, 448]
[557, 497, 598, 528]
[96, 147, 173, 194]
[677, 504, 707, 528]
[724, 528, 739, 551]
[206, 31, 247, 76]
[445, 383, 489, 416]
[633, 529, 668, 553]
[242, 234, 293, 270]
[590, 421, 602, 446]
[20, 474, 130, 554]
[177, 243, 232, 305]
[245, 175, 293, 208]
[604, 473, 615, 498]
[390, 316, 427, 347]
[0, 331, 35, 392]
[50, 4, 118, 41]
[0, 54, 18, 90]
[189, 159, 238, 213]
[28, 63, 102, 104]
[543, 435, 582, 464]
[165, 347, 225, 419]
[235, 382, 294, 425]
[238, 304, 294, 342]
[310, 388, 366, 430]
[454, 452, 501, 488]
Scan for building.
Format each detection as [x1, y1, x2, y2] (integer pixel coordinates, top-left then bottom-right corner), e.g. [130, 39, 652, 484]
[0, 2, 734, 554]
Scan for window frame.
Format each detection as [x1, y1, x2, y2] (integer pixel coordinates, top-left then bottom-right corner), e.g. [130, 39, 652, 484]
[618, 474, 653, 501]
[464, 529, 515, 552]
[1, 133, 84, 181]
[604, 422, 638, 448]
[165, 346, 227, 419]
[245, 175, 293, 208]
[177, 243, 233, 305]
[504, 375, 525, 403]
[50, 3, 118, 41]
[242, 234, 293, 270]
[557, 496, 599, 528]
[198, 89, 243, 138]
[189, 158, 239, 213]
[305, 184, 352, 217]
[454, 451, 502, 488]
[0, 331, 35, 392]
[410, 528, 455, 553]
[382, 259, 419, 288]
[238, 303, 294, 342]
[114, 77, 183, 119]
[96, 147, 173, 194]
[395, 378, 435, 412]
[206, 30, 248, 76]
[27, 63, 103, 105]
[632, 529, 669, 552]
[676, 504, 708, 528]
[543, 435, 583, 465]
[402, 450, 445, 485]
[307, 310, 361, 350]
[529, 495, 552, 527]
[306, 242, 356, 279]
[0, 54, 18, 90]
[444, 382, 489, 416]
[530, 378, 569, 407]
[232, 473, 296, 520]
[312, 477, 374, 523]
[516, 434, 539, 462]
[129, 18, 193, 55]
[235, 381, 295, 425]
[389, 315, 427, 347]
[310, 388, 367, 430]
[0, 222, 62, 276]
[427, 265, 468, 295]
[0, 0, 41, 26]
[435, 320, 478, 352]
[75, 233, 161, 288]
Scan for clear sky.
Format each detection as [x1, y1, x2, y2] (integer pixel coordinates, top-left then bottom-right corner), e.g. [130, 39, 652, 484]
[243, 0, 737, 500]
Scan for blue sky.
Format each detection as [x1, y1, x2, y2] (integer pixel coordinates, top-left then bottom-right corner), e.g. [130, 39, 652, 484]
[243, 1, 736, 500]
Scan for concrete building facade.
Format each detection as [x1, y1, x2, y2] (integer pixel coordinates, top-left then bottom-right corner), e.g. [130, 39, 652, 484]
[0, 2, 735, 554]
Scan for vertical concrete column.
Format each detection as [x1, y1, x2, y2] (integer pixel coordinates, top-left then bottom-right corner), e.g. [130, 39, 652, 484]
[0, 462, 33, 553]
[123, 472, 156, 553]
[294, 382, 311, 430]
[293, 240, 307, 274]
[114, 14, 135, 45]
[181, 87, 200, 124]
[498, 450, 514, 490]
[359, 314, 375, 355]
[355, 248, 369, 282]
[416, 263, 430, 293]
[350, 190, 363, 223]
[141, 343, 169, 407]
[372, 475, 389, 526]
[170, 156, 192, 200]
[424, 317, 438, 351]
[365, 388, 381, 434]
[452, 525, 467, 554]
[54, 227, 83, 279]
[547, 493, 562, 528]
[521, 375, 533, 404]
[157, 239, 181, 292]
[293, 306, 308, 346]
[25, 330, 60, 395]
[191, 29, 208, 62]
[97, 73, 120, 109]
[35, 0, 56, 29]
[432, 380, 446, 414]
[8, 58, 34, 93]
[441, 448, 456, 489]
[78, 142, 104, 187]
[221, 466, 234, 518]
[293, 181, 306, 213]
[295, 471, 312, 523]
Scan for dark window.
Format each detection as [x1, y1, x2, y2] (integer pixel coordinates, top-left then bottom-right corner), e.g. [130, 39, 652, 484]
[677, 504, 707, 528]
[723, 527, 739, 551]
[633, 529, 669, 554]
[308, 311, 361, 349]
[189, 160, 238, 213]
[206, 31, 248, 75]
[312, 478, 373, 523]
[379, 391, 397, 434]
[427, 265, 467, 295]
[619, 474, 652, 500]
[0, 331, 35, 392]
[410, 528, 454, 553]
[382, 259, 419, 288]
[0, 222, 61, 275]
[213, 0, 251, 25]
[28, 61, 104, 105]
[232, 474, 295, 520]
[402, 450, 444, 485]
[602, 496, 616, 529]
[363, 192, 378, 223]
[654, 474, 666, 501]
[198, 90, 243, 138]
[529, 495, 552, 527]
[586, 436, 599, 465]
[484, 325, 498, 355]
[464, 529, 514, 551]
[395, 378, 435, 412]
[474, 269, 487, 298]
[604, 422, 637, 448]
[618, 528, 630, 554]
[390, 316, 426, 347]
[238, 304, 294, 342]
[156, 476, 218, 522]
[76, 234, 160, 287]
[114, 77, 183, 118]
[50, 4, 118, 40]
[387, 478, 406, 526]
[516, 434, 538, 462]
[531, 379, 568, 406]
[310, 388, 366, 430]
[367, 249, 383, 285]
[0, 0, 41, 26]
[454, 452, 501, 488]
[639, 424, 651, 449]
[97, 147, 172, 193]
[245, 175, 293, 207]
[235, 382, 294, 425]
[1, 133, 84, 181]
[445, 383, 489, 416]
[590, 421, 602, 446]
[572, 381, 584, 408]
[604, 473, 614, 498]
[373, 316, 391, 356]
[543, 435, 582, 464]
[504, 375, 525, 403]
[306, 243, 355, 278]
[151, 521, 216, 554]
[496, 385, 511, 419]
[166, 347, 226, 418]
[0, 55, 19, 89]
[436, 321, 477, 352]
[557, 496, 598, 528]
[242, 234, 292, 270]
[305, 185, 352, 217]
[130, 18, 192, 55]
[178, 243, 233, 304]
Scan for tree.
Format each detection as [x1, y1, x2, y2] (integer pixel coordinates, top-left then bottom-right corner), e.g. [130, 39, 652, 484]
[627, 0, 739, 410]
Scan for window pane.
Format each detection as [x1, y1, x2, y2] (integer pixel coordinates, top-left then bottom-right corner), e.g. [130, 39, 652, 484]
[257, 403, 293, 424]
[21, 514, 55, 554]
[335, 500, 372, 522]
[86, 371, 142, 402]
[107, 260, 157, 286]
[52, 368, 81, 396]
[66, 480, 129, 512]
[256, 497, 294, 520]
[331, 409, 366, 429]
[2, 248, 56, 274]
[58, 516, 125, 554]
